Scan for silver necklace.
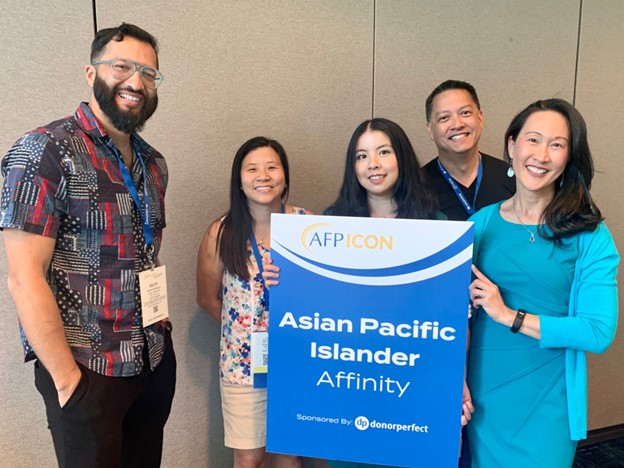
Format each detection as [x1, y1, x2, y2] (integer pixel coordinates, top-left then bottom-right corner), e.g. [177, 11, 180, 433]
[512, 199, 538, 243]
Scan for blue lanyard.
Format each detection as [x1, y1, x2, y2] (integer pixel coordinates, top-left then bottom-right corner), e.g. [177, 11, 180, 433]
[249, 204, 285, 310]
[437, 154, 483, 215]
[106, 138, 155, 264]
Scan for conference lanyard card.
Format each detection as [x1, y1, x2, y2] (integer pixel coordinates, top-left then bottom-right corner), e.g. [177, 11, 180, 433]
[251, 331, 269, 388]
[138, 265, 169, 327]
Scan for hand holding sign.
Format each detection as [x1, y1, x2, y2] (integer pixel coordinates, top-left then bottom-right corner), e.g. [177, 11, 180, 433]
[261, 255, 280, 289]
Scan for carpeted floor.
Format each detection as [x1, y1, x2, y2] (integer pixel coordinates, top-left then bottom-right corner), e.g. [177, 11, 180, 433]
[573, 437, 624, 468]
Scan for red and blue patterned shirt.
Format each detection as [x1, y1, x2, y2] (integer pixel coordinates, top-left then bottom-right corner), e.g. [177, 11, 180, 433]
[0, 102, 170, 377]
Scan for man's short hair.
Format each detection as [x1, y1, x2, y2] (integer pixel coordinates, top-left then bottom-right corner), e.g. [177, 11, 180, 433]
[90, 23, 159, 62]
[425, 80, 480, 122]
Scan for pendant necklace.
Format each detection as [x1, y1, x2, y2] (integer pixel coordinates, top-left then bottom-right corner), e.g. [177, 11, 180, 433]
[512, 199, 538, 244]
[255, 235, 268, 246]
[254, 231, 269, 246]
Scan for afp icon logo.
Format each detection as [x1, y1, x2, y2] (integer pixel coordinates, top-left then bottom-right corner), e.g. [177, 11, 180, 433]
[354, 416, 369, 431]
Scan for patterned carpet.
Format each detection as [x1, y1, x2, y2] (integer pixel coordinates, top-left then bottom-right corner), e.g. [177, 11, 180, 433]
[574, 437, 624, 468]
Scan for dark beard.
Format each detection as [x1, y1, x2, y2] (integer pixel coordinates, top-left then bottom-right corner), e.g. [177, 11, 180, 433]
[93, 75, 158, 134]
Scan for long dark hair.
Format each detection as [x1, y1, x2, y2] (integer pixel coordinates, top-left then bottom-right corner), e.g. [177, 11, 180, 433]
[327, 118, 437, 219]
[217, 136, 290, 280]
[504, 98, 602, 240]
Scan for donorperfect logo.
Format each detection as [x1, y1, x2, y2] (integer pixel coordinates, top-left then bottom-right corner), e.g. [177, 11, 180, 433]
[354, 416, 370, 431]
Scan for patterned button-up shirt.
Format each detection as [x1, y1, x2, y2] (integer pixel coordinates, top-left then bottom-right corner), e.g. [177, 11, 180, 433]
[0, 102, 169, 377]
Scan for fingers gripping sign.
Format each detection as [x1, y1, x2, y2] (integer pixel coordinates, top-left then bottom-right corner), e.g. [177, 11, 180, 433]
[461, 380, 474, 427]
[469, 265, 514, 325]
[261, 254, 281, 289]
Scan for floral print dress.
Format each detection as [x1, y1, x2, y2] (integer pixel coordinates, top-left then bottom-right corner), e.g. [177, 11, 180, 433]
[219, 206, 307, 385]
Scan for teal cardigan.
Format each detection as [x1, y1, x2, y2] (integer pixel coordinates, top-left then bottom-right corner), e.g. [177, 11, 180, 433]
[470, 203, 619, 440]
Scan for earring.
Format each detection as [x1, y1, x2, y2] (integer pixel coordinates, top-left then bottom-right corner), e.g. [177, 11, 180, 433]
[507, 165, 515, 178]
[507, 147, 515, 178]
[559, 175, 565, 188]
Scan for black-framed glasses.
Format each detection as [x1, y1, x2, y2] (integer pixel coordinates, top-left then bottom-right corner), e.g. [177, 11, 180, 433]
[91, 57, 164, 89]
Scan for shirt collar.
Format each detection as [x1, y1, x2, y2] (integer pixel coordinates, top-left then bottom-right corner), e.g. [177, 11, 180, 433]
[74, 102, 108, 139]
[73, 102, 153, 158]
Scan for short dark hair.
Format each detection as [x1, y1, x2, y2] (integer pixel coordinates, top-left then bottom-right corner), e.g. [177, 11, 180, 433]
[327, 118, 437, 219]
[218, 137, 291, 280]
[504, 98, 602, 240]
[425, 80, 480, 122]
[90, 23, 159, 63]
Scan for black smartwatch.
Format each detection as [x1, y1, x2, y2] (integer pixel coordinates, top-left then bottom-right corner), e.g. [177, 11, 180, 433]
[510, 309, 527, 333]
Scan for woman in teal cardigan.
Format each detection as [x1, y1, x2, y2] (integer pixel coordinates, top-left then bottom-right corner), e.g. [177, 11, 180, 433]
[466, 98, 619, 468]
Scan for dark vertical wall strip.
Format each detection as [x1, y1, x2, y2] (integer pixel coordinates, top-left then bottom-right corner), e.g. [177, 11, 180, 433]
[573, 0, 583, 106]
[371, 0, 377, 118]
[92, 0, 98, 37]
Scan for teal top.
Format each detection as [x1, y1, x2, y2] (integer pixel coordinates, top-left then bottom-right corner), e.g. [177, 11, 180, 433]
[469, 202, 619, 445]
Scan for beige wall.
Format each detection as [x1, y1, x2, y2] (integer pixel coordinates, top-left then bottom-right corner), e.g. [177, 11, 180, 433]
[0, 1, 621, 466]
[576, 0, 624, 429]
[373, 0, 579, 162]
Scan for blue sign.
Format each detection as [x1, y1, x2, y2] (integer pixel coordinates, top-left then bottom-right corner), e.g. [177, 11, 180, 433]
[267, 215, 473, 467]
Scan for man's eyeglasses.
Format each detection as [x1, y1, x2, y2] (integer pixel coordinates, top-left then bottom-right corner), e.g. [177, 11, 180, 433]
[91, 58, 164, 89]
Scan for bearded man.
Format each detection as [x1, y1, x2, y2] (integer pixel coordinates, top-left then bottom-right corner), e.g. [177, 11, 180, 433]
[0, 23, 175, 468]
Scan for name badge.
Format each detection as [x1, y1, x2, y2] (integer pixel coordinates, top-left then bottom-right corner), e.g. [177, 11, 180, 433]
[138, 265, 169, 327]
[251, 331, 269, 388]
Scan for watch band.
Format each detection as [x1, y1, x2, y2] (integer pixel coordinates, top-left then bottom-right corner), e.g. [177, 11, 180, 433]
[510, 309, 527, 333]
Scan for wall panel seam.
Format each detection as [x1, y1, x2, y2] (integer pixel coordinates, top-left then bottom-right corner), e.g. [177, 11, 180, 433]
[573, 0, 583, 106]
[92, 0, 98, 37]
[371, 0, 377, 118]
